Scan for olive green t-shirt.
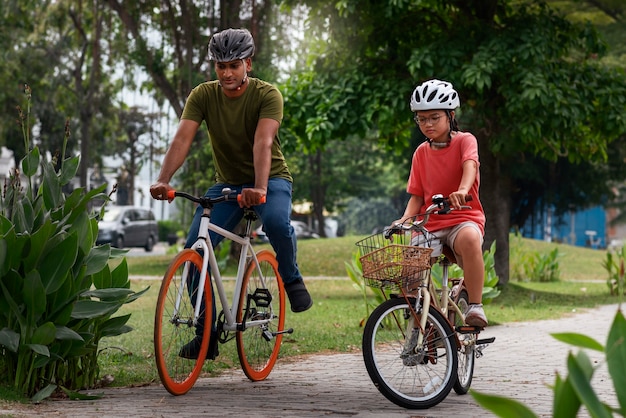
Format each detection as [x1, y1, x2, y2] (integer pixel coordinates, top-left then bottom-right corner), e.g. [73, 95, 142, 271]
[181, 78, 292, 185]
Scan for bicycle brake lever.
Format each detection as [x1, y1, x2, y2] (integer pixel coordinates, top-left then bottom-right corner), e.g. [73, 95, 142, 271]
[383, 225, 398, 240]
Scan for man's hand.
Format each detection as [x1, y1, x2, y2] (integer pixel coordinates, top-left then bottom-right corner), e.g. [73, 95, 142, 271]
[150, 182, 174, 201]
[239, 187, 266, 207]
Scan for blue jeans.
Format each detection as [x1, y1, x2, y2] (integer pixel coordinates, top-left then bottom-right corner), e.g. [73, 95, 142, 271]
[184, 177, 303, 285]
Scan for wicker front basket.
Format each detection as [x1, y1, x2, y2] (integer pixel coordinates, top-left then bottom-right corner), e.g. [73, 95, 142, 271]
[357, 233, 433, 291]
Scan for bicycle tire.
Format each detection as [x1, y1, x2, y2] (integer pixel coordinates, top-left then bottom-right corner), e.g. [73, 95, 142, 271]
[362, 298, 458, 409]
[449, 287, 476, 395]
[154, 249, 212, 395]
[236, 250, 285, 381]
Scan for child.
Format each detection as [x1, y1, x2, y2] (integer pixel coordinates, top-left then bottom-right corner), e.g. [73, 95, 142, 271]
[393, 79, 487, 327]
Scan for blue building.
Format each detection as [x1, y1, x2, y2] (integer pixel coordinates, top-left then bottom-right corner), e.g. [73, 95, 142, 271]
[518, 206, 606, 249]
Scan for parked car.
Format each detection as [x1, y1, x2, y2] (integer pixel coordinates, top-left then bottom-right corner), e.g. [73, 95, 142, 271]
[254, 220, 320, 243]
[97, 206, 158, 251]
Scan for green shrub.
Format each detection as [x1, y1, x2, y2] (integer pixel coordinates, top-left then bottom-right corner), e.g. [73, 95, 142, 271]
[472, 308, 626, 417]
[603, 245, 625, 296]
[157, 219, 183, 244]
[0, 87, 147, 401]
[511, 233, 562, 282]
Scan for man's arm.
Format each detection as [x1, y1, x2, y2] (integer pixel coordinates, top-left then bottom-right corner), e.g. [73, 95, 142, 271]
[239, 117, 280, 207]
[150, 119, 200, 199]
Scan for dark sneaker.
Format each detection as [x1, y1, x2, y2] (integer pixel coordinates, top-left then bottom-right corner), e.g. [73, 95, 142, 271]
[464, 304, 488, 328]
[178, 334, 219, 360]
[284, 280, 313, 313]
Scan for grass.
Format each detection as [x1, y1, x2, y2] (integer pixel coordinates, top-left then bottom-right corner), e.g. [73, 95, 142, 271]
[3, 234, 622, 400]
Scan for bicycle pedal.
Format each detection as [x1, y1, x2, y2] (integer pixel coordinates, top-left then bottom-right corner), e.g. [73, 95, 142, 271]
[455, 325, 483, 333]
[250, 288, 272, 307]
[476, 336, 495, 345]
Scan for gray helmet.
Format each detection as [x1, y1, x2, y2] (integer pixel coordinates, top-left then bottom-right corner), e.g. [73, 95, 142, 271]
[208, 28, 255, 62]
[410, 79, 460, 111]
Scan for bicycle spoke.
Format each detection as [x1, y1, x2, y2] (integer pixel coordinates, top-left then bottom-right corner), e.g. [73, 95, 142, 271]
[236, 250, 285, 381]
[154, 250, 212, 395]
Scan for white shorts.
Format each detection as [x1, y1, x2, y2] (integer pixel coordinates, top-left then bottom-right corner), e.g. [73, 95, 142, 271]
[410, 222, 483, 268]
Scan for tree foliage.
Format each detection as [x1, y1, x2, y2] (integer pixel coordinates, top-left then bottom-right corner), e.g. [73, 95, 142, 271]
[282, 0, 626, 283]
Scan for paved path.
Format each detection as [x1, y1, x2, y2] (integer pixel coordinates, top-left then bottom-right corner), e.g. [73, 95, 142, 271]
[1, 303, 621, 417]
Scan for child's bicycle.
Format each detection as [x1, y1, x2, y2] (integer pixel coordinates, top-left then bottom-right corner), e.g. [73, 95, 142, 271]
[356, 194, 495, 409]
[153, 188, 292, 395]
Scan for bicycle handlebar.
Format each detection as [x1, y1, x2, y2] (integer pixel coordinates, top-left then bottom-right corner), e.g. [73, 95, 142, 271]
[384, 194, 473, 239]
[166, 188, 267, 207]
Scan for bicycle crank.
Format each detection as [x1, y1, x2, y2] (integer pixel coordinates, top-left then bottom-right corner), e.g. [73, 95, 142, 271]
[262, 327, 294, 341]
[475, 336, 496, 358]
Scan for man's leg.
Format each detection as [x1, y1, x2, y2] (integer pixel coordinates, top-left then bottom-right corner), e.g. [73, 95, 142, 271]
[255, 178, 312, 312]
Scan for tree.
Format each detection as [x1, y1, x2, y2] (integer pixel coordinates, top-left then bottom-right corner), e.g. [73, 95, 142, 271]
[0, 0, 124, 189]
[283, 0, 626, 284]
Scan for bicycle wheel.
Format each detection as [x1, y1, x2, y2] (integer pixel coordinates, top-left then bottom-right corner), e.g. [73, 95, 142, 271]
[362, 298, 457, 409]
[236, 249, 285, 381]
[154, 249, 212, 395]
[449, 287, 476, 395]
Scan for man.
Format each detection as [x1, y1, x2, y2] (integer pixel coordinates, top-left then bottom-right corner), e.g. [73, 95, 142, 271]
[150, 28, 313, 359]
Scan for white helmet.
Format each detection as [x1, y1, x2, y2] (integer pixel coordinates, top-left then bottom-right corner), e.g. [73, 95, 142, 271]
[410, 79, 460, 111]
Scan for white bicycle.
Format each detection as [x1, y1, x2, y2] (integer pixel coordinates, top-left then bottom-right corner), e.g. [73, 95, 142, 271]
[153, 188, 291, 395]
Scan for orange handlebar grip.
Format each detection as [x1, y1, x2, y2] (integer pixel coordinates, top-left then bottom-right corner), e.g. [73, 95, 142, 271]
[167, 190, 176, 200]
[236, 194, 267, 204]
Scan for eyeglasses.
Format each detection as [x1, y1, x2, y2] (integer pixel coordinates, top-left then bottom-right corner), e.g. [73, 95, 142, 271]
[414, 114, 444, 126]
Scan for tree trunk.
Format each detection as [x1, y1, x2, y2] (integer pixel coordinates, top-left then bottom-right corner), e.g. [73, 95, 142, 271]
[478, 137, 511, 286]
[309, 149, 327, 237]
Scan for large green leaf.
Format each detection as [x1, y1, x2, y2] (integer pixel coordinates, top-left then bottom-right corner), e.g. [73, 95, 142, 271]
[0, 218, 20, 276]
[31, 322, 56, 346]
[125, 285, 150, 304]
[26, 343, 50, 357]
[23, 270, 46, 324]
[81, 288, 134, 301]
[606, 310, 626, 415]
[91, 263, 112, 289]
[0, 327, 20, 352]
[470, 390, 538, 417]
[100, 314, 133, 337]
[55, 326, 84, 342]
[83, 245, 111, 276]
[110, 257, 130, 289]
[59, 155, 80, 186]
[552, 372, 581, 417]
[566, 352, 611, 418]
[0, 273, 26, 329]
[0, 226, 25, 277]
[40, 159, 61, 210]
[23, 218, 55, 272]
[71, 300, 124, 319]
[68, 211, 94, 256]
[39, 232, 78, 294]
[45, 268, 82, 326]
[31, 384, 57, 403]
[551, 332, 604, 352]
[0, 237, 6, 275]
[11, 201, 28, 233]
[21, 147, 40, 177]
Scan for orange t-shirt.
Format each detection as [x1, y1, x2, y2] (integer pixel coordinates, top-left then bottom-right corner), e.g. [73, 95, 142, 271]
[406, 131, 486, 234]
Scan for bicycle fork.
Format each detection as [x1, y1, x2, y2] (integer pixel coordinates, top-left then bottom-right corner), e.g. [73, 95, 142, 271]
[400, 287, 432, 365]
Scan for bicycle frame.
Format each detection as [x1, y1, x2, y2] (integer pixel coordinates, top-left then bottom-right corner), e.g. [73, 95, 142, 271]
[178, 205, 269, 332]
